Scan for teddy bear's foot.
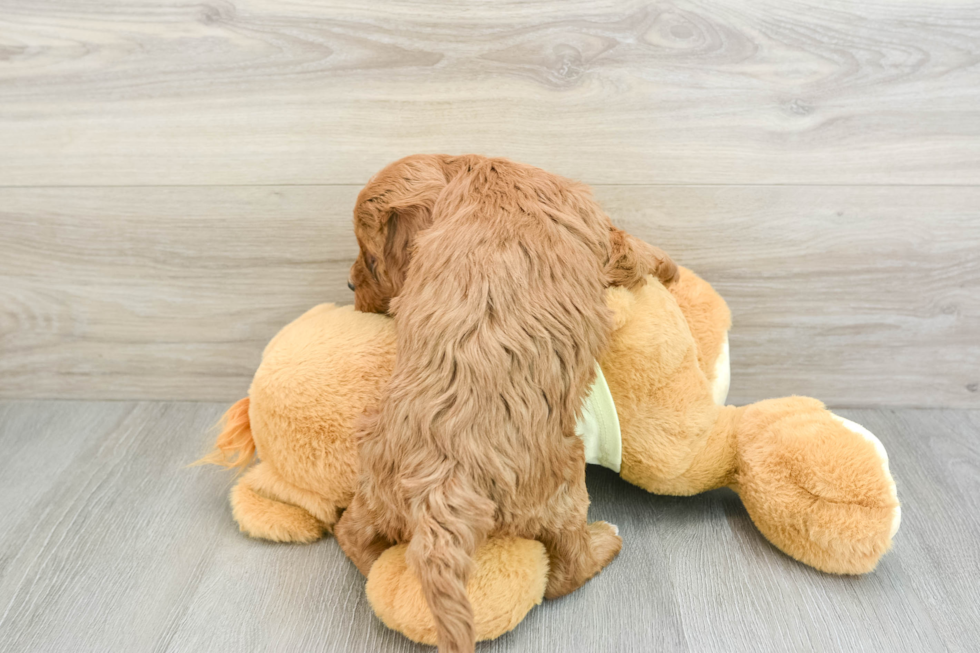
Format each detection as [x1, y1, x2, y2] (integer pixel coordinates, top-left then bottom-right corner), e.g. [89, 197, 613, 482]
[230, 463, 336, 543]
[664, 267, 732, 403]
[365, 537, 549, 646]
[829, 413, 901, 540]
[734, 398, 900, 575]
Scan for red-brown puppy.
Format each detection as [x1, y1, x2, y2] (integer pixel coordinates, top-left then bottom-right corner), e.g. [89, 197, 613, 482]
[337, 155, 675, 653]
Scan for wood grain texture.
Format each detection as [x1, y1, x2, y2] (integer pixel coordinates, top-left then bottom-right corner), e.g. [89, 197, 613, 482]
[0, 401, 977, 652]
[2, 185, 978, 406]
[600, 185, 980, 408]
[1, 0, 979, 186]
[0, 186, 359, 401]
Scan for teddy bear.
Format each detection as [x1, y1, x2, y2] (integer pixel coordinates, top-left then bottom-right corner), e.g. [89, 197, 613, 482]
[199, 267, 900, 646]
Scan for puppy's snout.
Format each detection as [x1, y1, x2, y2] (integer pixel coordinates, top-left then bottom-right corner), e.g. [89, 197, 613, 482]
[347, 279, 356, 292]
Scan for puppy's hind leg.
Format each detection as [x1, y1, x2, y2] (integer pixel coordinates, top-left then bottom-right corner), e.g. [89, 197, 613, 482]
[539, 483, 622, 600]
[334, 493, 393, 577]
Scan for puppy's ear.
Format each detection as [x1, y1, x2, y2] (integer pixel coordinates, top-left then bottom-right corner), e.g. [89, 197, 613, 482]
[382, 204, 432, 293]
[606, 227, 678, 290]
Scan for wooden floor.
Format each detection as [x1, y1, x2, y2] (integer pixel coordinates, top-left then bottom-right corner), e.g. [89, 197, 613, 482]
[0, 400, 977, 653]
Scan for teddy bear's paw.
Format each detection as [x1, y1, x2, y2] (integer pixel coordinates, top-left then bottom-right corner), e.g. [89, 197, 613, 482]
[366, 537, 548, 645]
[735, 399, 901, 574]
[829, 414, 901, 539]
[230, 472, 326, 543]
[231, 492, 325, 543]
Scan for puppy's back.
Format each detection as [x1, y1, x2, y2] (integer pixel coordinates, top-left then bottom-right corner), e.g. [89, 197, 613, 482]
[370, 159, 612, 498]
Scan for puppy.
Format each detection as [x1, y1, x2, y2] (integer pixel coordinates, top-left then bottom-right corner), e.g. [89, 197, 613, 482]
[337, 155, 676, 653]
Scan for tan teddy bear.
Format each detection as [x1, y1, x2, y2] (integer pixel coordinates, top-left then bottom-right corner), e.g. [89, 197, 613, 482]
[200, 267, 900, 645]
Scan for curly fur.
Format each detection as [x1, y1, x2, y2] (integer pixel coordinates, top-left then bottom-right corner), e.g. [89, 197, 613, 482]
[336, 155, 674, 653]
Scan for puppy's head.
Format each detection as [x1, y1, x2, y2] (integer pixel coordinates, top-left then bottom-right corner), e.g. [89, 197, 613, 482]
[349, 154, 475, 313]
[349, 155, 445, 313]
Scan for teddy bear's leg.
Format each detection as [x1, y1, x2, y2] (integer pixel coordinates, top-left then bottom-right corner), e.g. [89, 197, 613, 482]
[241, 460, 344, 530]
[366, 537, 549, 646]
[666, 267, 732, 401]
[229, 462, 333, 543]
[733, 397, 901, 574]
[605, 276, 739, 496]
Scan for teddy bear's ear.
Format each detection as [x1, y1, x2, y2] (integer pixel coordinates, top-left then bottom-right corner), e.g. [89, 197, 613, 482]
[606, 228, 678, 290]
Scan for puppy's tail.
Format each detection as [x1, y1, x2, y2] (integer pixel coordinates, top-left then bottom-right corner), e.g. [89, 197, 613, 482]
[406, 482, 493, 653]
[191, 397, 255, 471]
[607, 227, 678, 289]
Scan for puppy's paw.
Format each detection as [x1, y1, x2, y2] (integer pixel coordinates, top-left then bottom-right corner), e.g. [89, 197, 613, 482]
[589, 521, 623, 569]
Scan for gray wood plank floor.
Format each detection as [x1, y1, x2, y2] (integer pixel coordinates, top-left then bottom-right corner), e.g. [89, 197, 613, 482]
[1, 401, 977, 652]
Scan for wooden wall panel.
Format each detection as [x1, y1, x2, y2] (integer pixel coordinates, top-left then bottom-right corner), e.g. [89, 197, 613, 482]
[0, 0, 978, 186]
[2, 185, 977, 406]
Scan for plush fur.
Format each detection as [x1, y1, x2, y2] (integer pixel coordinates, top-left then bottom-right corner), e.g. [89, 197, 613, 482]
[200, 267, 900, 645]
[338, 154, 675, 653]
[366, 537, 550, 647]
